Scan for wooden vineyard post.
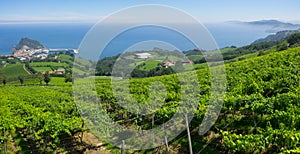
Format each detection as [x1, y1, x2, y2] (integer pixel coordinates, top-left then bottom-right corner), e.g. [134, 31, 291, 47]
[163, 123, 169, 153]
[4, 139, 7, 154]
[185, 114, 193, 154]
[121, 140, 125, 154]
[152, 114, 155, 128]
[80, 121, 84, 143]
[152, 114, 155, 144]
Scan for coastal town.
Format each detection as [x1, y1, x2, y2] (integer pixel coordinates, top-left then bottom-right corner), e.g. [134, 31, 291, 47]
[13, 47, 78, 61]
[1, 37, 78, 61]
[0, 38, 81, 76]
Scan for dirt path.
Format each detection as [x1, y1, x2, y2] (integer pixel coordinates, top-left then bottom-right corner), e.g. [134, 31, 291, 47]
[23, 64, 31, 74]
[82, 132, 112, 154]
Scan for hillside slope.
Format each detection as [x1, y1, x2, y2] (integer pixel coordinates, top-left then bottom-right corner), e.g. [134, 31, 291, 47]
[253, 29, 300, 44]
[90, 46, 300, 153]
[14, 37, 45, 50]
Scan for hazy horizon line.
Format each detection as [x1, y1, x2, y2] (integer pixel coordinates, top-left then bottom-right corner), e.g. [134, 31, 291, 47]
[1, 19, 299, 25]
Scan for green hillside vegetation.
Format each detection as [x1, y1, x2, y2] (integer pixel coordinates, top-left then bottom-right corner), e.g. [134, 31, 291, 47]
[219, 47, 300, 153]
[72, 67, 87, 76]
[134, 60, 161, 71]
[31, 66, 52, 72]
[253, 29, 300, 44]
[77, 46, 300, 153]
[29, 54, 94, 76]
[30, 62, 69, 74]
[1, 32, 300, 153]
[0, 45, 300, 153]
[96, 49, 186, 76]
[58, 54, 74, 64]
[30, 62, 68, 67]
[185, 46, 237, 63]
[6, 77, 71, 86]
[287, 32, 300, 47]
[95, 31, 300, 77]
[95, 39, 283, 76]
[222, 32, 300, 60]
[0, 63, 29, 79]
[0, 53, 94, 82]
[0, 86, 81, 153]
[72, 57, 94, 75]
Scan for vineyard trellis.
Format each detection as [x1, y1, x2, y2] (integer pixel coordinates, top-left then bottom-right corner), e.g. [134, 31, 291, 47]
[0, 47, 300, 153]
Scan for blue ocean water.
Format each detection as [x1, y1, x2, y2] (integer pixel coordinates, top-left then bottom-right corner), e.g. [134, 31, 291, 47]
[0, 23, 91, 55]
[0, 22, 270, 56]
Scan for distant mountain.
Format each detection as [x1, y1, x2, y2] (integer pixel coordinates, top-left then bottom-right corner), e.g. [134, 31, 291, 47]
[247, 20, 296, 26]
[253, 29, 300, 44]
[14, 37, 45, 50]
[230, 20, 300, 33]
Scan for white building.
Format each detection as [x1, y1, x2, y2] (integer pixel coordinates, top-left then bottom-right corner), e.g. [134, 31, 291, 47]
[135, 53, 151, 59]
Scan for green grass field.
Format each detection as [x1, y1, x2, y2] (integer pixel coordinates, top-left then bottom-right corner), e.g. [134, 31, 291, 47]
[129, 60, 162, 71]
[193, 63, 208, 70]
[0, 63, 29, 78]
[187, 55, 203, 61]
[219, 47, 237, 53]
[183, 63, 194, 71]
[143, 60, 161, 70]
[32, 67, 53, 72]
[75, 57, 93, 66]
[58, 54, 74, 64]
[72, 67, 86, 75]
[30, 62, 68, 67]
[50, 77, 72, 85]
[7, 77, 71, 86]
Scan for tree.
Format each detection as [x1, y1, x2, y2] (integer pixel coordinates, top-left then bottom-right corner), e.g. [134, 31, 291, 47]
[0, 71, 6, 86]
[131, 69, 147, 78]
[44, 72, 51, 86]
[2, 76, 6, 86]
[64, 74, 72, 83]
[276, 41, 288, 51]
[37, 72, 43, 85]
[1, 76, 7, 86]
[18, 76, 24, 85]
[287, 33, 300, 46]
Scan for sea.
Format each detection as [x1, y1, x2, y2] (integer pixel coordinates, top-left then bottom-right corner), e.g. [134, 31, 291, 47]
[0, 22, 270, 58]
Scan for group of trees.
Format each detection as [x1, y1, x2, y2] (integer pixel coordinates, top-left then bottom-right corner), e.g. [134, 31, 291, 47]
[1, 72, 73, 86]
[95, 54, 188, 78]
[0, 73, 50, 86]
[275, 32, 300, 52]
[16, 72, 51, 86]
[24, 62, 37, 74]
[222, 41, 278, 60]
[0, 70, 6, 86]
[287, 32, 300, 46]
[95, 55, 118, 76]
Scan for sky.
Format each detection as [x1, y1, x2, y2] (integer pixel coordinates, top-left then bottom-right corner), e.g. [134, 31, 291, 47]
[0, 0, 300, 24]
